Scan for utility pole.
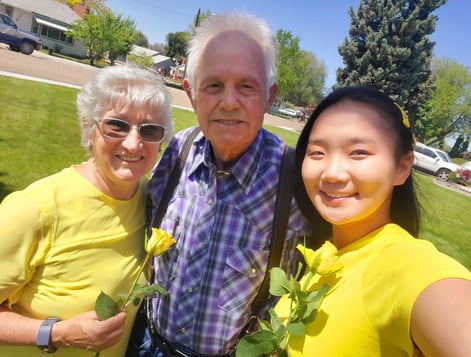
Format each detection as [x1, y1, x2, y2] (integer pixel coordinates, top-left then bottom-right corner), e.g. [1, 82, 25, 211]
[194, 8, 201, 34]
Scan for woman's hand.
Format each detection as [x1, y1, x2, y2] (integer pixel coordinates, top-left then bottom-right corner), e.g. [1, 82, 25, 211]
[51, 310, 127, 352]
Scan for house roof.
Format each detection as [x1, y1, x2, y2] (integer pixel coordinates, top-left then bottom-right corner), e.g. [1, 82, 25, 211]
[152, 54, 173, 65]
[130, 44, 159, 58]
[1, 0, 81, 24]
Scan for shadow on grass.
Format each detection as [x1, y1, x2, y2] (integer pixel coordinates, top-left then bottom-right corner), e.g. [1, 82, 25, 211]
[0, 171, 14, 201]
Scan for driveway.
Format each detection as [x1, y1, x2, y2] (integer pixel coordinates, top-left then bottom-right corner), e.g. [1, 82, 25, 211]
[0, 44, 305, 133]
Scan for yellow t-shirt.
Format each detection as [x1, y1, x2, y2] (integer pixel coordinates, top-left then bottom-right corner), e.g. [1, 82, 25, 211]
[275, 224, 471, 356]
[0, 166, 147, 357]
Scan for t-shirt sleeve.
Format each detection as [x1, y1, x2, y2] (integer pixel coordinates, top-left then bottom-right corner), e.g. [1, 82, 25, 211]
[363, 239, 471, 350]
[0, 192, 50, 307]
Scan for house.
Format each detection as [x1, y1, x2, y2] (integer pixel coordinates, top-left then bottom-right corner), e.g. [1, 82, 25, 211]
[122, 44, 175, 76]
[152, 54, 174, 76]
[170, 63, 186, 81]
[0, 0, 87, 57]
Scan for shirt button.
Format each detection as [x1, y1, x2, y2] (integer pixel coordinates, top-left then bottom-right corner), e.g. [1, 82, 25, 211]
[181, 328, 186, 333]
[197, 243, 203, 249]
[251, 268, 257, 274]
[187, 287, 193, 293]
[208, 199, 214, 205]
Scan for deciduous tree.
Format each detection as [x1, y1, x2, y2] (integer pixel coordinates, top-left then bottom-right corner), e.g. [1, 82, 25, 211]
[165, 31, 190, 63]
[276, 30, 326, 107]
[415, 57, 471, 146]
[69, 8, 136, 66]
[134, 30, 149, 48]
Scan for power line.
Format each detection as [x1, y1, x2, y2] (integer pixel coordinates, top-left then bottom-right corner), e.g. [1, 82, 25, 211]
[131, 0, 194, 18]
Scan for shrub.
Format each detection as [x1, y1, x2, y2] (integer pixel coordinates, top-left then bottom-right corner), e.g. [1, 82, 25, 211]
[458, 169, 471, 186]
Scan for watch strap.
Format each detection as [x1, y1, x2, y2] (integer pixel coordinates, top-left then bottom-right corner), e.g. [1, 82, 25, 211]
[37, 317, 59, 353]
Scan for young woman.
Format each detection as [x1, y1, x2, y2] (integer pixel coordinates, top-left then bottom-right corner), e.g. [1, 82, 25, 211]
[276, 86, 471, 356]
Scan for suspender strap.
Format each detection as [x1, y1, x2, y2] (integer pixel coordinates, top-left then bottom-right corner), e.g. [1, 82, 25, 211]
[144, 126, 201, 348]
[250, 145, 295, 316]
[148, 126, 201, 232]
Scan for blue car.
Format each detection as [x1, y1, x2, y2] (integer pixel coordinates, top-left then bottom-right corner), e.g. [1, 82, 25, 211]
[0, 12, 42, 55]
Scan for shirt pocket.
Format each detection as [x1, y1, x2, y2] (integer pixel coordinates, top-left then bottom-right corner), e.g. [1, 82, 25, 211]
[217, 247, 269, 313]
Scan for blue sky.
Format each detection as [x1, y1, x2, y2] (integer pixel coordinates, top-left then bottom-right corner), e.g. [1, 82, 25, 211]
[106, 0, 470, 89]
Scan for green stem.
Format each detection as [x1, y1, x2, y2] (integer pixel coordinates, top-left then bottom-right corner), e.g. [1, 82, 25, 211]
[119, 253, 150, 310]
[301, 271, 314, 292]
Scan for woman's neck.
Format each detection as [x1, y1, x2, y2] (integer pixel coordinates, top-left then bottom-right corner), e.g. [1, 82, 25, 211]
[74, 160, 138, 200]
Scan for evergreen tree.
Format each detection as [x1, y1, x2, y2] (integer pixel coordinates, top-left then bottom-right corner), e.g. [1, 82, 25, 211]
[336, 0, 446, 122]
[450, 134, 470, 158]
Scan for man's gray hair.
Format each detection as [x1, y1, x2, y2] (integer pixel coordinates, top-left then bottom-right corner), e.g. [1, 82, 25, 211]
[185, 11, 278, 100]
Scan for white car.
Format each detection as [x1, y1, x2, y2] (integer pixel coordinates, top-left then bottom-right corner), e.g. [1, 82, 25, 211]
[460, 161, 471, 171]
[278, 108, 298, 118]
[413, 142, 461, 180]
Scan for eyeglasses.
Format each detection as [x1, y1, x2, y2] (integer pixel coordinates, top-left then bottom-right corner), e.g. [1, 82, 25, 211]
[95, 118, 166, 143]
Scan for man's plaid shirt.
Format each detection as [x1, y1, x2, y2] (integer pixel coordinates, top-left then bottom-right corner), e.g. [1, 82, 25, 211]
[147, 127, 311, 355]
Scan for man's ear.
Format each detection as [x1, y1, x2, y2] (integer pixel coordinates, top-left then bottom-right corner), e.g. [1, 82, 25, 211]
[265, 83, 278, 112]
[182, 79, 197, 112]
[395, 151, 414, 186]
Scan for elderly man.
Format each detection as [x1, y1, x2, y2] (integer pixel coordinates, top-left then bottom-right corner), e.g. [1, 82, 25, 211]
[129, 11, 312, 357]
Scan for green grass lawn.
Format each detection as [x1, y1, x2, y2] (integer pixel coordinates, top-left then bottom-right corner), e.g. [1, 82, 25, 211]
[1, 75, 470, 269]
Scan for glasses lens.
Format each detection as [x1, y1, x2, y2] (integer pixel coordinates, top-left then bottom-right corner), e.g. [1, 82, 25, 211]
[140, 124, 166, 143]
[99, 118, 165, 143]
[100, 118, 130, 138]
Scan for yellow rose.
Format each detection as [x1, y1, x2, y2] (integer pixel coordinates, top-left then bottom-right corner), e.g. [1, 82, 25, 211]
[147, 228, 176, 256]
[297, 241, 342, 275]
[296, 244, 318, 272]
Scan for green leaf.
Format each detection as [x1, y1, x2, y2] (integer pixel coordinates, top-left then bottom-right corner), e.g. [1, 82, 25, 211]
[277, 348, 289, 357]
[287, 320, 306, 336]
[134, 283, 169, 297]
[269, 267, 291, 296]
[288, 275, 301, 296]
[95, 291, 119, 320]
[302, 284, 329, 323]
[269, 308, 283, 331]
[132, 296, 141, 306]
[258, 319, 272, 331]
[236, 330, 277, 357]
[273, 324, 287, 342]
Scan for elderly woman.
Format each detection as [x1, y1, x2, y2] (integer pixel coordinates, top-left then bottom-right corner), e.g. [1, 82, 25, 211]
[0, 64, 173, 356]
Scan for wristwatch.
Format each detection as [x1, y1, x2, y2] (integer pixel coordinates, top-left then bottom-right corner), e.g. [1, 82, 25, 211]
[37, 317, 60, 353]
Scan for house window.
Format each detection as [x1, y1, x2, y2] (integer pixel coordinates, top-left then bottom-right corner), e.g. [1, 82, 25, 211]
[33, 18, 74, 46]
[4, 6, 13, 17]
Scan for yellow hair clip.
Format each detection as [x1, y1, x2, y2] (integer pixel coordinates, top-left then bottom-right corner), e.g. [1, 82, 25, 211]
[394, 102, 416, 146]
[394, 102, 410, 128]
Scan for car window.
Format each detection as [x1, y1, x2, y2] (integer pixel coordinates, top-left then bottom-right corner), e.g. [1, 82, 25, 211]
[414, 146, 424, 154]
[1, 14, 16, 27]
[422, 147, 437, 159]
[436, 151, 452, 163]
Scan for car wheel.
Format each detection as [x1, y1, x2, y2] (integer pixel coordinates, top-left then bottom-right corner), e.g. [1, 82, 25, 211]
[20, 41, 34, 55]
[436, 168, 450, 180]
[9, 44, 20, 52]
